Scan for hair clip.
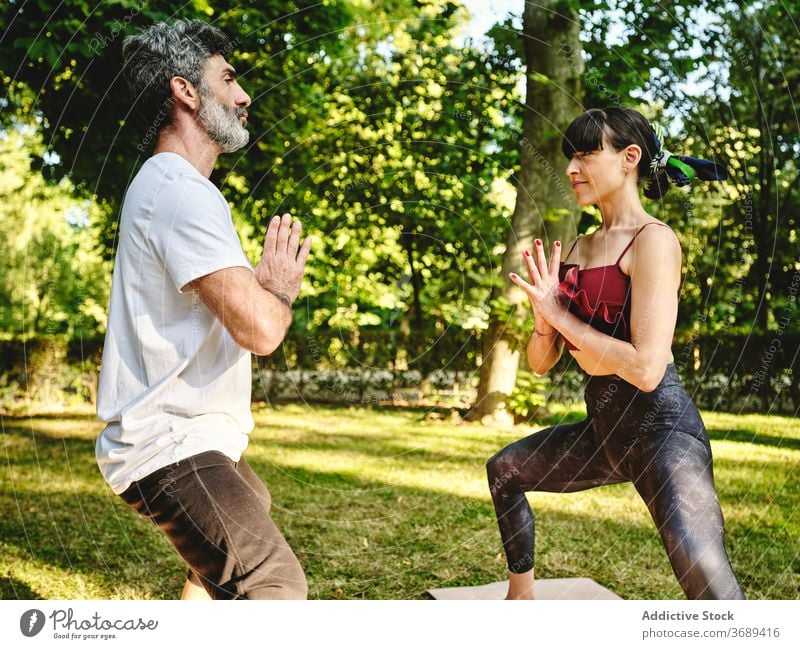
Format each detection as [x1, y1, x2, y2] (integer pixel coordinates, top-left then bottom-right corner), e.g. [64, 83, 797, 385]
[649, 123, 728, 186]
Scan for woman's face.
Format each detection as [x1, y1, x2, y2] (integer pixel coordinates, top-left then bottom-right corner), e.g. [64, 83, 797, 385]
[565, 133, 631, 207]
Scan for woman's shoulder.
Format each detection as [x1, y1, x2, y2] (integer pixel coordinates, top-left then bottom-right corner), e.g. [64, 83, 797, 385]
[635, 219, 680, 246]
[639, 218, 671, 230]
[625, 220, 682, 277]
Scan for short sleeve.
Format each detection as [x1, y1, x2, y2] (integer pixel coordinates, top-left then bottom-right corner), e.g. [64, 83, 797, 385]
[149, 175, 253, 293]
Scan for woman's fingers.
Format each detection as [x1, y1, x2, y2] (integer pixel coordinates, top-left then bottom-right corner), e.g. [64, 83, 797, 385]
[523, 250, 538, 284]
[524, 249, 543, 285]
[534, 239, 549, 280]
[549, 241, 561, 277]
[509, 272, 535, 297]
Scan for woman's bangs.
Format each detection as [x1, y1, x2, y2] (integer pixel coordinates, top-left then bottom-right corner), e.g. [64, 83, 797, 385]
[562, 111, 606, 159]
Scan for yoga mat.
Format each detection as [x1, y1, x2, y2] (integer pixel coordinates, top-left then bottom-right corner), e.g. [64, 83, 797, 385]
[427, 577, 621, 600]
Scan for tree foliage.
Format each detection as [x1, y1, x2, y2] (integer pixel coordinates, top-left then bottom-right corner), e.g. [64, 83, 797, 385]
[0, 81, 109, 340]
[580, 0, 799, 336]
[0, 0, 796, 388]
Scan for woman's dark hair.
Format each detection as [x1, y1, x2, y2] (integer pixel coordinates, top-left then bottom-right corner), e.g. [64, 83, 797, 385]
[561, 107, 669, 199]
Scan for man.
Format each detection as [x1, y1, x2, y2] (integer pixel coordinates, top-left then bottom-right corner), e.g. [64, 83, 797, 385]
[96, 19, 311, 600]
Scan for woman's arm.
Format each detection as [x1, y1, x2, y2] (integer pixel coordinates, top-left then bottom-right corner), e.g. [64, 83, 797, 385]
[525, 236, 598, 372]
[541, 226, 682, 391]
[522, 236, 582, 375]
[526, 316, 564, 375]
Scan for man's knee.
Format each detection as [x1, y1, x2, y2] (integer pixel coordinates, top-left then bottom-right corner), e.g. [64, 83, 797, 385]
[237, 550, 308, 600]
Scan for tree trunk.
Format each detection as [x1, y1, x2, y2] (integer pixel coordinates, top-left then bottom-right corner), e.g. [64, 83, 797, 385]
[470, 1, 584, 425]
[402, 234, 424, 333]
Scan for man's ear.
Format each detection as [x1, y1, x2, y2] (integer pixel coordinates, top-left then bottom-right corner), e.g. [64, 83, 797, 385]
[168, 76, 200, 112]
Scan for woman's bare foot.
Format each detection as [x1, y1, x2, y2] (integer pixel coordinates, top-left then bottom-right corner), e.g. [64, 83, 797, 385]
[505, 569, 535, 599]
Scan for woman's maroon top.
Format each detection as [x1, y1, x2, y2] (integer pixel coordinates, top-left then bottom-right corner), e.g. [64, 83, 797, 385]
[556, 222, 669, 351]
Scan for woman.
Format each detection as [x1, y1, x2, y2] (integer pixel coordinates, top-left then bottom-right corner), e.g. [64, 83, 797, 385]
[486, 107, 744, 600]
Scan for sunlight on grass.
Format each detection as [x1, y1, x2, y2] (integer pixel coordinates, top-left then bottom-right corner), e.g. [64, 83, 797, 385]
[1, 403, 797, 599]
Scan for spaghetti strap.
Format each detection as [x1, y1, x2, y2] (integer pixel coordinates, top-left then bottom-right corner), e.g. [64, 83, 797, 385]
[563, 236, 581, 262]
[615, 222, 668, 266]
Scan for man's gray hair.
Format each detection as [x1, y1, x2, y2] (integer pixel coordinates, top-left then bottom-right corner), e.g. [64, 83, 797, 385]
[122, 19, 235, 128]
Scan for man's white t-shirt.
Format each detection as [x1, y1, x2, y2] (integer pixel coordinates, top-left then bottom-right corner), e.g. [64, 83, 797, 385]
[96, 151, 255, 495]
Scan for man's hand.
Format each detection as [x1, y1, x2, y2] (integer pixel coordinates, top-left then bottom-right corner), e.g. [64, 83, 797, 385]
[188, 214, 313, 356]
[255, 213, 312, 303]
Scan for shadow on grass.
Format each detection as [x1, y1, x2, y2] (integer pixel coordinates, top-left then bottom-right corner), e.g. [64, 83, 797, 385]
[252, 402, 466, 420]
[2, 415, 797, 599]
[2, 420, 672, 599]
[3, 418, 493, 468]
[2, 422, 183, 599]
[0, 576, 43, 599]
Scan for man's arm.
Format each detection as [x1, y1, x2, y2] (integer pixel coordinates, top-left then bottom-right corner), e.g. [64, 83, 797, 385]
[186, 267, 291, 356]
[187, 213, 312, 357]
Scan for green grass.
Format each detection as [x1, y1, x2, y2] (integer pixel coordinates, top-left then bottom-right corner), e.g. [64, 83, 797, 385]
[1, 404, 798, 599]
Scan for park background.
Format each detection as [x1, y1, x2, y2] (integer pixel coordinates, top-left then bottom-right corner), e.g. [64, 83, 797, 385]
[0, 0, 797, 599]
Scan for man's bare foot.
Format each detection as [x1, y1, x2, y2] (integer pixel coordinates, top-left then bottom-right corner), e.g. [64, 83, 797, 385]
[180, 578, 211, 600]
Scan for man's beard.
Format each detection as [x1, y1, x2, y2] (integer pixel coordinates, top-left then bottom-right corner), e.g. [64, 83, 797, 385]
[197, 84, 249, 153]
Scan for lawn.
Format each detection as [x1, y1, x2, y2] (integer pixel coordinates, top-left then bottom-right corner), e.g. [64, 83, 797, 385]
[1, 403, 797, 599]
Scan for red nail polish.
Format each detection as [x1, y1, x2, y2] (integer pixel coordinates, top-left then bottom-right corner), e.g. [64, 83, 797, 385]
[556, 241, 561, 246]
[535, 239, 542, 246]
[524, 250, 531, 257]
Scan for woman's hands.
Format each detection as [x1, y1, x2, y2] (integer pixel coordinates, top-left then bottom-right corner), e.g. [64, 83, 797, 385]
[509, 239, 563, 330]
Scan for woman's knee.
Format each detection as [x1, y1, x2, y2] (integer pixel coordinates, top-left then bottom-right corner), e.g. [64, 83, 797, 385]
[486, 448, 523, 496]
[650, 498, 742, 600]
[670, 543, 743, 600]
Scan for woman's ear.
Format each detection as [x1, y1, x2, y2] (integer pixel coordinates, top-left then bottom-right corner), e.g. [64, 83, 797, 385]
[624, 144, 642, 168]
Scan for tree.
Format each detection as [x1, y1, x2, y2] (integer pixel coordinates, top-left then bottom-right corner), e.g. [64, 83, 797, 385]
[0, 82, 110, 341]
[257, 1, 521, 383]
[695, 2, 799, 333]
[470, 0, 584, 424]
[0, 0, 356, 249]
[1, 0, 524, 385]
[582, 0, 799, 336]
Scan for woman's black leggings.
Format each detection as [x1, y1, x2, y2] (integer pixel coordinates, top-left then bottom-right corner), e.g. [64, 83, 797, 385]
[486, 363, 744, 599]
